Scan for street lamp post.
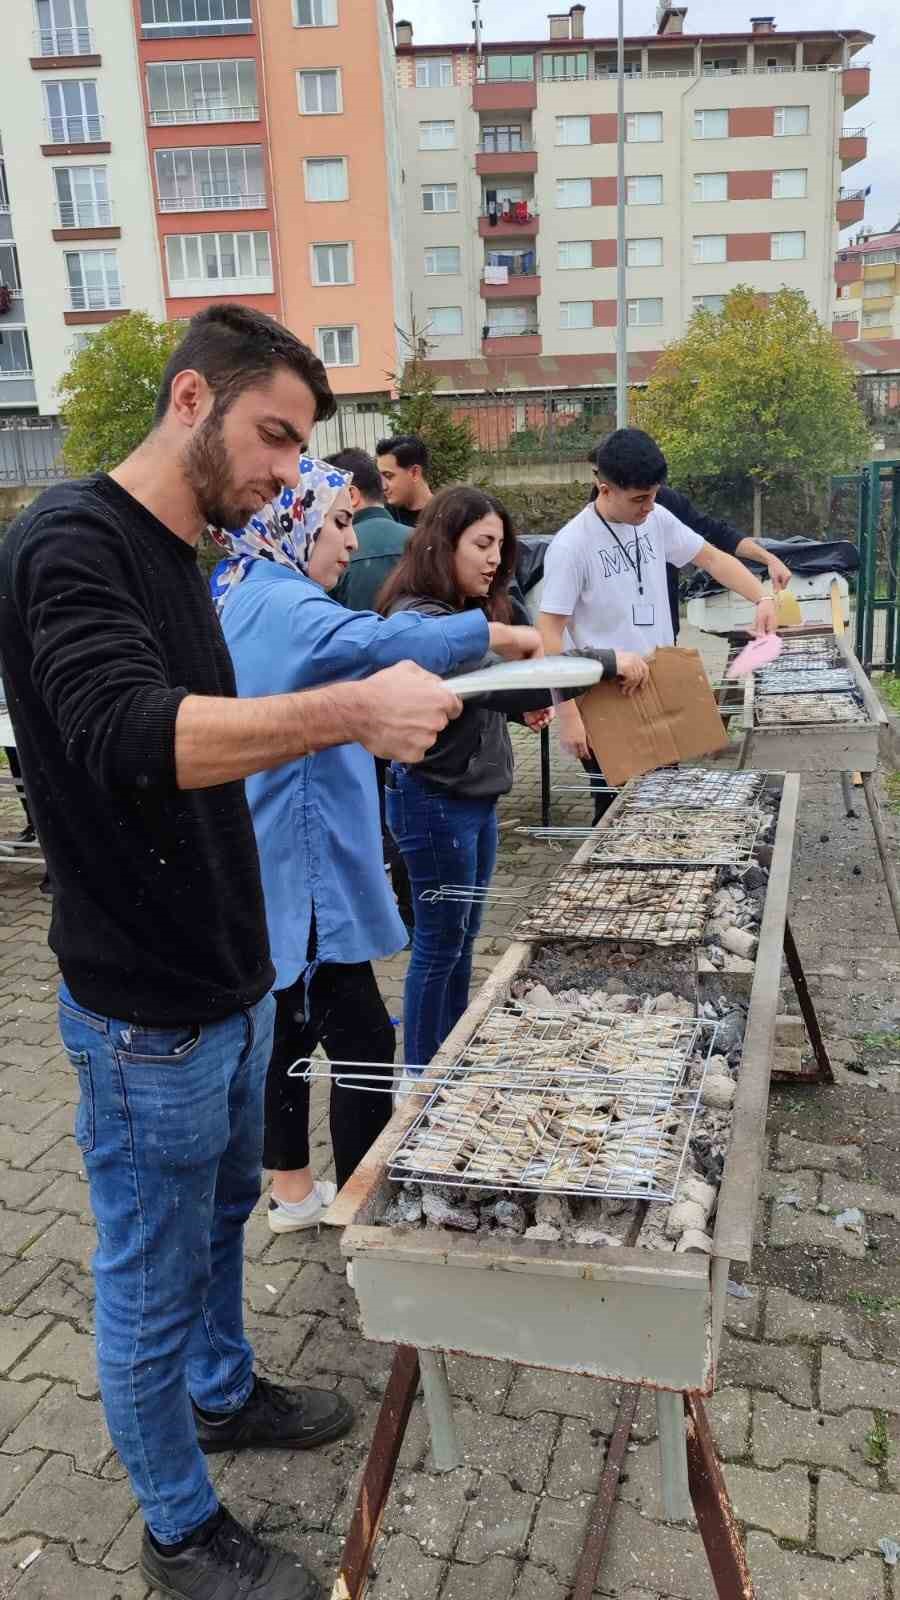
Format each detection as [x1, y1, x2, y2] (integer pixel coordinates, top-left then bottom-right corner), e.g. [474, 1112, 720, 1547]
[615, 0, 627, 427]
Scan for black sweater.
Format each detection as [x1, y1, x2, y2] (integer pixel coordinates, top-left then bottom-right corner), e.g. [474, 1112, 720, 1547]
[0, 474, 273, 1024]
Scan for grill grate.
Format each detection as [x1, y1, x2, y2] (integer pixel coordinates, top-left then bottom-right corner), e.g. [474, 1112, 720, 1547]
[627, 769, 767, 810]
[515, 864, 717, 946]
[388, 1004, 716, 1201]
[755, 692, 867, 726]
[587, 804, 764, 869]
[756, 667, 855, 696]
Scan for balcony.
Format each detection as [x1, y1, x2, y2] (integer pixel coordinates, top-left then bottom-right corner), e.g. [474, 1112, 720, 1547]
[835, 255, 860, 287]
[140, 5, 253, 39]
[481, 259, 540, 299]
[481, 325, 541, 355]
[837, 189, 866, 229]
[157, 191, 266, 214]
[148, 104, 260, 127]
[473, 81, 537, 113]
[839, 128, 867, 169]
[63, 283, 128, 325]
[832, 311, 859, 341]
[479, 205, 539, 239]
[475, 142, 537, 177]
[41, 115, 109, 156]
[842, 65, 870, 107]
[52, 200, 119, 240]
[31, 26, 100, 66]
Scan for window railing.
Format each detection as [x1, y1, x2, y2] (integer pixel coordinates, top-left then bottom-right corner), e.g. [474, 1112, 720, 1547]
[157, 190, 265, 212]
[832, 310, 859, 322]
[481, 204, 539, 222]
[66, 283, 124, 311]
[483, 324, 539, 338]
[148, 103, 259, 126]
[0, 366, 34, 379]
[44, 114, 104, 144]
[33, 25, 95, 55]
[483, 260, 540, 278]
[842, 126, 866, 138]
[528, 59, 850, 84]
[55, 199, 114, 228]
[140, 10, 253, 38]
[477, 138, 535, 154]
[840, 188, 867, 201]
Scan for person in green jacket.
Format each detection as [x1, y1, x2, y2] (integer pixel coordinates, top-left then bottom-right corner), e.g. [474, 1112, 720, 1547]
[328, 447, 411, 614]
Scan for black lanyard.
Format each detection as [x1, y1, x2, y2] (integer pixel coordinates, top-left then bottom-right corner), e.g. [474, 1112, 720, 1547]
[595, 510, 644, 596]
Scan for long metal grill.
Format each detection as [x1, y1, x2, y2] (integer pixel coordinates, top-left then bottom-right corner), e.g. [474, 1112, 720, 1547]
[756, 692, 867, 726]
[627, 769, 767, 810]
[515, 864, 717, 946]
[388, 1005, 716, 1201]
[587, 805, 764, 869]
[756, 667, 855, 696]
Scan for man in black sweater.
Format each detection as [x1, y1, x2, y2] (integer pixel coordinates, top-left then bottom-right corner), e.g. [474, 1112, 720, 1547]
[658, 484, 792, 638]
[0, 305, 465, 1600]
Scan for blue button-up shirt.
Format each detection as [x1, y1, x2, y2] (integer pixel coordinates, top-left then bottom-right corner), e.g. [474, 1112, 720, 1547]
[219, 561, 488, 990]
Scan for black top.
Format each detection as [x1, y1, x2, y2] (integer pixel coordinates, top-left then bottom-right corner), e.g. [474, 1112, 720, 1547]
[0, 474, 273, 1025]
[657, 485, 743, 638]
[391, 505, 424, 529]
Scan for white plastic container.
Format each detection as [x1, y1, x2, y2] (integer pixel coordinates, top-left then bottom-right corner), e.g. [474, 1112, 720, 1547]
[686, 572, 849, 635]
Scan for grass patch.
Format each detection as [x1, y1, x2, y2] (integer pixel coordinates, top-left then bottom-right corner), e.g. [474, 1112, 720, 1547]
[848, 1290, 900, 1315]
[885, 771, 900, 816]
[878, 674, 900, 714]
[865, 1413, 891, 1467]
[860, 1031, 900, 1051]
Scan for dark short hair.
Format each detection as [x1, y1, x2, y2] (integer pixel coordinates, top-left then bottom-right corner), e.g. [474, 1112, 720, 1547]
[154, 302, 336, 425]
[325, 447, 383, 503]
[375, 433, 430, 475]
[377, 485, 515, 623]
[589, 428, 667, 491]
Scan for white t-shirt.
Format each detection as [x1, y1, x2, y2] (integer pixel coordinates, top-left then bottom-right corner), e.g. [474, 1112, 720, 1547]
[541, 501, 704, 654]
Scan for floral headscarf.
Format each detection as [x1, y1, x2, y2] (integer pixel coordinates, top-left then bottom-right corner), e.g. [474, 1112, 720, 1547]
[209, 455, 352, 614]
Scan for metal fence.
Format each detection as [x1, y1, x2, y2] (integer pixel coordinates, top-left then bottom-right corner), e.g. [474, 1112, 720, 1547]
[0, 419, 66, 486]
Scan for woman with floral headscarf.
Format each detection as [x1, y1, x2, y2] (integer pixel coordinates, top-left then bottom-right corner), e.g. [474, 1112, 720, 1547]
[212, 457, 542, 1229]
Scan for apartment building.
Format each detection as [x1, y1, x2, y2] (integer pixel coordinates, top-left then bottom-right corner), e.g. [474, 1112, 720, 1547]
[398, 5, 872, 381]
[834, 225, 900, 343]
[0, 0, 164, 416]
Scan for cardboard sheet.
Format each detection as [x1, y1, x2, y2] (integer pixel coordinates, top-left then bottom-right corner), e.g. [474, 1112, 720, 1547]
[578, 647, 729, 786]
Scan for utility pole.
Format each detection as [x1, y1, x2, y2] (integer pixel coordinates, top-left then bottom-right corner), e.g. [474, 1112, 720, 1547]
[615, 0, 627, 427]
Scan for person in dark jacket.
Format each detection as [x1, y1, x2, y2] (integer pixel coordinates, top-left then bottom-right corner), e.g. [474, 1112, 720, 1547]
[376, 433, 433, 527]
[656, 486, 792, 638]
[378, 485, 646, 1072]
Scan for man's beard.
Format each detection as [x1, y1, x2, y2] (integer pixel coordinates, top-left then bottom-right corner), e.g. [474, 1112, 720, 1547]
[183, 412, 257, 530]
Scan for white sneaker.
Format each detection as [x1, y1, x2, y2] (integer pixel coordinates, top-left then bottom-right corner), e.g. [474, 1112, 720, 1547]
[267, 1180, 338, 1233]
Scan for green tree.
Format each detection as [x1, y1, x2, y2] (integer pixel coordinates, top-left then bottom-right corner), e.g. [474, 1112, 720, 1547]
[385, 318, 474, 488]
[634, 286, 871, 536]
[57, 311, 185, 475]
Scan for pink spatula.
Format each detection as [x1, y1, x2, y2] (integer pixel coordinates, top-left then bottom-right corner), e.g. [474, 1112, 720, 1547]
[726, 632, 783, 680]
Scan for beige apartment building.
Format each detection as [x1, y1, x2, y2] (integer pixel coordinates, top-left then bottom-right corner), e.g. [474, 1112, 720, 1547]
[397, 5, 872, 383]
[834, 225, 900, 344]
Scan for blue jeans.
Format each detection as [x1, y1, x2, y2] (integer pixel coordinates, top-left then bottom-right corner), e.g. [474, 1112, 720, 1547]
[57, 983, 276, 1544]
[386, 768, 498, 1067]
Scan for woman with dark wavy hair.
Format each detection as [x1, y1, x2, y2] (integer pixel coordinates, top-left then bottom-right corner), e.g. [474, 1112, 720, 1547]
[379, 485, 610, 1075]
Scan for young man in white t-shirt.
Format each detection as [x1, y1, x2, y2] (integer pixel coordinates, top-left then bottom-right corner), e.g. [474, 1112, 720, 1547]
[538, 428, 776, 816]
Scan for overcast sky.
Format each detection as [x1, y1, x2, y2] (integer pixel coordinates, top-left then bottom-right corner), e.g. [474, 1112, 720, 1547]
[401, 0, 898, 228]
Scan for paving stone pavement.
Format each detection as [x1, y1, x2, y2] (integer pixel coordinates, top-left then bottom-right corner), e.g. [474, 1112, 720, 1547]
[0, 629, 899, 1599]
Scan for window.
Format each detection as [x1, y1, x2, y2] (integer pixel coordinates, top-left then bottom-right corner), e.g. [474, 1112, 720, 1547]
[702, 57, 739, 75]
[627, 175, 662, 205]
[44, 80, 101, 144]
[166, 230, 272, 293]
[694, 234, 726, 264]
[298, 69, 341, 115]
[485, 54, 533, 81]
[556, 178, 591, 209]
[627, 237, 663, 267]
[773, 168, 807, 199]
[294, 0, 336, 23]
[415, 57, 452, 88]
[626, 112, 662, 143]
[693, 294, 725, 314]
[0, 329, 32, 377]
[0, 245, 22, 296]
[774, 105, 809, 136]
[35, 0, 91, 57]
[424, 246, 460, 275]
[427, 306, 463, 337]
[316, 324, 357, 366]
[560, 301, 593, 330]
[54, 164, 110, 227]
[303, 157, 348, 202]
[558, 240, 592, 270]
[693, 108, 728, 139]
[65, 248, 121, 310]
[541, 52, 588, 79]
[863, 308, 890, 328]
[556, 116, 590, 146]
[422, 183, 457, 214]
[146, 60, 258, 124]
[627, 297, 663, 326]
[140, 0, 253, 38]
[693, 171, 727, 203]
[419, 120, 455, 150]
[155, 145, 265, 209]
[864, 249, 900, 266]
[771, 230, 805, 260]
[311, 242, 352, 284]
[482, 126, 523, 153]
[863, 278, 889, 299]
[486, 304, 532, 334]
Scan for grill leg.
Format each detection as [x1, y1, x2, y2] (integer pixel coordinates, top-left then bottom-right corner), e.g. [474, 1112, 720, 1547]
[684, 1391, 756, 1600]
[419, 1348, 461, 1472]
[571, 1383, 640, 1600]
[331, 1345, 419, 1600]
[656, 1391, 693, 1522]
[840, 771, 859, 818]
[540, 725, 551, 827]
[862, 772, 900, 947]
[778, 921, 835, 1085]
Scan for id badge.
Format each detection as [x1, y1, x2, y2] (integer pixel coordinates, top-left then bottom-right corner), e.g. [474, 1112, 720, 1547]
[632, 602, 655, 627]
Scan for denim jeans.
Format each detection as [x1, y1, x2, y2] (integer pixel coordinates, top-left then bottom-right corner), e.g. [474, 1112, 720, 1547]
[57, 982, 276, 1544]
[386, 767, 498, 1067]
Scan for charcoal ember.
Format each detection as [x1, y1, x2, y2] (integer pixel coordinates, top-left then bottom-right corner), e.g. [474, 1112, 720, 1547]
[524, 1222, 561, 1242]
[397, 1190, 423, 1225]
[721, 927, 757, 960]
[705, 945, 725, 969]
[716, 1009, 747, 1054]
[494, 1199, 527, 1234]
[522, 982, 556, 1009]
[691, 1135, 727, 1185]
[603, 994, 639, 1013]
[743, 865, 768, 892]
[701, 1074, 736, 1109]
[422, 1190, 479, 1231]
[572, 1227, 623, 1248]
[535, 1193, 572, 1232]
[677, 1229, 712, 1255]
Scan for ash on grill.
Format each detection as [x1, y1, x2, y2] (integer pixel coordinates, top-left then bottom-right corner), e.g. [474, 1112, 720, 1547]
[755, 692, 867, 726]
[588, 805, 763, 869]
